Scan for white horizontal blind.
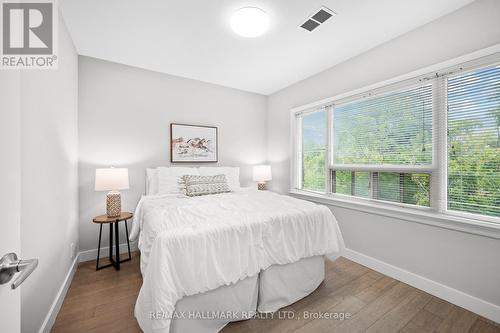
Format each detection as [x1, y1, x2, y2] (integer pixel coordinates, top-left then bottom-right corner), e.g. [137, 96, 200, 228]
[447, 65, 500, 218]
[333, 84, 433, 166]
[331, 84, 433, 207]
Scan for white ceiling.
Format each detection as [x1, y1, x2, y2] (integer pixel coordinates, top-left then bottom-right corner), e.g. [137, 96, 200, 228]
[60, 0, 473, 95]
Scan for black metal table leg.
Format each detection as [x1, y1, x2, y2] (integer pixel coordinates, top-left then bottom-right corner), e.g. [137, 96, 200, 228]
[96, 223, 115, 271]
[95, 218, 132, 271]
[109, 223, 113, 262]
[124, 219, 132, 260]
[94, 212, 133, 271]
[96, 224, 103, 271]
[115, 221, 120, 270]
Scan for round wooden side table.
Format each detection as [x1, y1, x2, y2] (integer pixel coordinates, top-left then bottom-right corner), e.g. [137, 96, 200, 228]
[92, 212, 133, 271]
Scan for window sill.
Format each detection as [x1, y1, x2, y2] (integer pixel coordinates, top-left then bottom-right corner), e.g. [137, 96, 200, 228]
[289, 189, 500, 240]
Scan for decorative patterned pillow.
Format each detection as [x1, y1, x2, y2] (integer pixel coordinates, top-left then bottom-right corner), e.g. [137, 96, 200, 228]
[182, 174, 231, 197]
[198, 167, 241, 191]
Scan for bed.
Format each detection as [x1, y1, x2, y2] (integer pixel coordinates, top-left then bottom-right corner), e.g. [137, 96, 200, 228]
[130, 167, 343, 333]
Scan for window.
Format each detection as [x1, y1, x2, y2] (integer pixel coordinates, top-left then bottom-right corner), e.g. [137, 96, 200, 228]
[301, 109, 327, 191]
[334, 85, 433, 166]
[331, 84, 433, 207]
[333, 171, 370, 198]
[293, 57, 500, 222]
[447, 65, 500, 217]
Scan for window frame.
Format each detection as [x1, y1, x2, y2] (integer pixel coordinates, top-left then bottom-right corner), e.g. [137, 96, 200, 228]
[293, 106, 331, 193]
[290, 50, 500, 226]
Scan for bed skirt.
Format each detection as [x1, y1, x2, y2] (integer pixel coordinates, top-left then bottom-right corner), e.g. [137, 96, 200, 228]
[258, 255, 325, 313]
[171, 274, 259, 333]
[137, 255, 325, 333]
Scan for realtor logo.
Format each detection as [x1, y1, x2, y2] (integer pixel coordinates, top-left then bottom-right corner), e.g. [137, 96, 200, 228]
[1, 0, 58, 69]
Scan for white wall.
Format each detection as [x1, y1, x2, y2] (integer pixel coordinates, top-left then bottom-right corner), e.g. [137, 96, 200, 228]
[19, 16, 79, 333]
[78, 56, 267, 252]
[267, 0, 500, 309]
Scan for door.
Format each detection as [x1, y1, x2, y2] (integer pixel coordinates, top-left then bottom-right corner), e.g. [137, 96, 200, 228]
[0, 71, 22, 332]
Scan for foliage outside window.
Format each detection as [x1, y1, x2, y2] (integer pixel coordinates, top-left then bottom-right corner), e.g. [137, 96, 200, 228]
[334, 85, 433, 166]
[302, 110, 326, 191]
[295, 61, 500, 221]
[447, 66, 500, 217]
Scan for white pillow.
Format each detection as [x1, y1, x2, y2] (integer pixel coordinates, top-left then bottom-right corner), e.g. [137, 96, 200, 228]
[157, 167, 199, 195]
[198, 167, 240, 191]
[146, 168, 159, 195]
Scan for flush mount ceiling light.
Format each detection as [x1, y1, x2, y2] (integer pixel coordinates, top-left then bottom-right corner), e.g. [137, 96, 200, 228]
[230, 7, 269, 38]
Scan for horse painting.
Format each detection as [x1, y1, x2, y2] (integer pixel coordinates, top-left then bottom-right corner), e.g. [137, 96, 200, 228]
[170, 124, 218, 162]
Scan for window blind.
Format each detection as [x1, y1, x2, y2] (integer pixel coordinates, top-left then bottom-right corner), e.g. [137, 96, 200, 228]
[333, 84, 433, 166]
[330, 84, 433, 207]
[447, 65, 500, 217]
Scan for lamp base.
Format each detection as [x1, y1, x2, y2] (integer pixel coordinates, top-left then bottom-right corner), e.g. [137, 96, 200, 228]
[257, 182, 267, 191]
[106, 191, 121, 218]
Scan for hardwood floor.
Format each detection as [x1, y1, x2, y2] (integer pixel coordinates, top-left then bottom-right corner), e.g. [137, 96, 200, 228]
[52, 252, 499, 333]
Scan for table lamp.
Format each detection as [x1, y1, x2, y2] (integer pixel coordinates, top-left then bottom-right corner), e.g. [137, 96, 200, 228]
[95, 167, 129, 218]
[253, 165, 272, 190]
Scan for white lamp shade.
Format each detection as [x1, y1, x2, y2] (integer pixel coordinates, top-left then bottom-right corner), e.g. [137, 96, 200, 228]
[95, 168, 129, 191]
[253, 165, 272, 182]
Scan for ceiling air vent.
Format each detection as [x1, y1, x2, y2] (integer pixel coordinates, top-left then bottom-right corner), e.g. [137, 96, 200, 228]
[299, 6, 336, 32]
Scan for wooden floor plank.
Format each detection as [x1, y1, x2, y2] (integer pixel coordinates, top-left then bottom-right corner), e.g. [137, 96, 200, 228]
[353, 276, 398, 304]
[293, 296, 367, 333]
[424, 296, 455, 319]
[52, 252, 496, 333]
[293, 280, 408, 333]
[399, 308, 443, 333]
[435, 305, 478, 333]
[469, 318, 500, 333]
[330, 282, 414, 333]
[365, 290, 432, 333]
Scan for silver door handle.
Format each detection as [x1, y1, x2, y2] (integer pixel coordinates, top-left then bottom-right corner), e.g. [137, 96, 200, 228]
[0, 253, 38, 289]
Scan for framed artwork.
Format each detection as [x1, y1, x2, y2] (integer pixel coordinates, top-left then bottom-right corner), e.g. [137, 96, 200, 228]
[170, 123, 218, 163]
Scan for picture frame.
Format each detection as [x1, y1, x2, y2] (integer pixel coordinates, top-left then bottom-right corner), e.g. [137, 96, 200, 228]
[170, 123, 218, 163]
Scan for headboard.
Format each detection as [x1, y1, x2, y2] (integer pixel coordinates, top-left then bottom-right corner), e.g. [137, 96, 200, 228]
[145, 168, 158, 195]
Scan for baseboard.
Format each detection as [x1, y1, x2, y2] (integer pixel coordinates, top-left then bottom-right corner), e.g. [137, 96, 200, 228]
[38, 254, 79, 333]
[38, 242, 139, 332]
[78, 241, 138, 263]
[343, 248, 500, 324]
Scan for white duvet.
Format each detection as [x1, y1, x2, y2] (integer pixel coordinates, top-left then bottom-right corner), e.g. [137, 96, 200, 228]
[131, 189, 343, 333]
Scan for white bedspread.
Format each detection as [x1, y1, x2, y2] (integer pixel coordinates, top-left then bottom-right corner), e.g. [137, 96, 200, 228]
[131, 189, 343, 333]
